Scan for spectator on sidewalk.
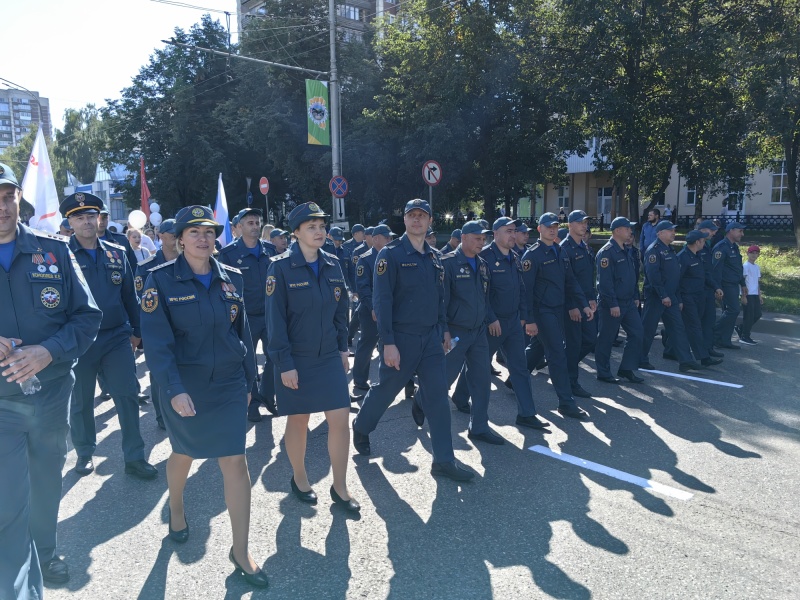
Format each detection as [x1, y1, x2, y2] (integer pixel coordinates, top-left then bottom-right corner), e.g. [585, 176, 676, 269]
[737, 245, 764, 345]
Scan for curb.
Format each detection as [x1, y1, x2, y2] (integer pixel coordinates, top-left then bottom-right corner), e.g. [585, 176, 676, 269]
[749, 312, 800, 339]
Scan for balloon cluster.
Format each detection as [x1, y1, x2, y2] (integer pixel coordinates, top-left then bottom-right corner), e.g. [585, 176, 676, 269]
[128, 201, 162, 229]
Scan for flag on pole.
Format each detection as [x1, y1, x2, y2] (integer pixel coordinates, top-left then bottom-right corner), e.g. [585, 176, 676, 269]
[140, 157, 151, 219]
[213, 172, 232, 247]
[305, 79, 330, 146]
[66, 170, 82, 187]
[22, 128, 61, 233]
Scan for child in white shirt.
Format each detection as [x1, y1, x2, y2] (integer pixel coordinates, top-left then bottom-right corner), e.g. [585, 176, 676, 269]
[738, 245, 763, 345]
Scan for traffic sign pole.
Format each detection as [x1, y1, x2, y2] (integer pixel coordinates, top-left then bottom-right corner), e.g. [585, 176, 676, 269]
[259, 177, 270, 223]
[422, 160, 442, 216]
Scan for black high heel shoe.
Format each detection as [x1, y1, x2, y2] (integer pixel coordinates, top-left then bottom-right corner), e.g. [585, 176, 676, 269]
[330, 486, 361, 512]
[229, 548, 269, 588]
[291, 477, 318, 504]
[167, 508, 189, 543]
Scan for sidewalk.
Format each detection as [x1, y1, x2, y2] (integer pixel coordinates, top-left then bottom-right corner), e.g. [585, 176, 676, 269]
[750, 311, 800, 339]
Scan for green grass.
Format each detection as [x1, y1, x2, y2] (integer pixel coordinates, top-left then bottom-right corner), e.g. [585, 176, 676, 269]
[757, 245, 800, 315]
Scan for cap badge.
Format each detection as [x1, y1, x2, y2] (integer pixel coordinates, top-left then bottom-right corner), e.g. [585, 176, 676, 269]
[308, 202, 320, 212]
[75, 193, 85, 202]
[191, 207, 205, 217]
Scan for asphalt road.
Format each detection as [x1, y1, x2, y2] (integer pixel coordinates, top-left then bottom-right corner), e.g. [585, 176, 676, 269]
[46, 330, 799, 599]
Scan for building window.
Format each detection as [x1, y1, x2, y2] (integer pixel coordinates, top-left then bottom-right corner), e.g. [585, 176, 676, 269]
[771, 161, 789, 204]
[686, 189, 696, 206]
[336, 4, 362, 21]
[557, 186, 570, 209]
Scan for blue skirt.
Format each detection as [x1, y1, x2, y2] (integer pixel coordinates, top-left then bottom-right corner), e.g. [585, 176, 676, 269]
[274, 352, 349, 415]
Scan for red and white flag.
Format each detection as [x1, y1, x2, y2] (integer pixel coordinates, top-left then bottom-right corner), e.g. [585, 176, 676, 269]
[23, 128, 61, 233]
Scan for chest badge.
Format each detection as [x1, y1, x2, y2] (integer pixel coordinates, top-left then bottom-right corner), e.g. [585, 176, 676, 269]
[111, 271, 122, 285]
[230, 303, 239, 322]
[141, 288, 159, 313]
[266, 275, 276, 296]
[134, 275, 143, 291]
[334, 286, 342, 302]
[41, 286, 61, 308]
[37, 264, 46, 273]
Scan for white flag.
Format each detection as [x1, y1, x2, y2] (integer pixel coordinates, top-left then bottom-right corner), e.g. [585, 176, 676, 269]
[22, 128, 61, 233]
[213, 172, 232, 246]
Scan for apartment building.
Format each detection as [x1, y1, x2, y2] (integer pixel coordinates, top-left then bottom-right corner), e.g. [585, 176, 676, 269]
[0, 88, 52, 149]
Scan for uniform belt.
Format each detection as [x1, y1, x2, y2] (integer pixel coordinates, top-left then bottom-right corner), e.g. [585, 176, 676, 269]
[393, 323, 436, 336]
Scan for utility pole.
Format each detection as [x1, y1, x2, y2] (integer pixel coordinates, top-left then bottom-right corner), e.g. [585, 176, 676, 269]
[329, 0, 342, 179]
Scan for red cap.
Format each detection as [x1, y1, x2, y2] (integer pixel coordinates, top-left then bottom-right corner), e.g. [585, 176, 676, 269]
[747, 245, 760, 253]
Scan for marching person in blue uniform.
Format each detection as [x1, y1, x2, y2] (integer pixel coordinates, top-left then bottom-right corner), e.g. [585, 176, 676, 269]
[521, 213, 592, 419]
[140, 205, 268, 587]
[219, 208, 277, 422]
[677, 231, 723, 367]
[452, 216, 550, 430]
[266, 202, 360, 511]
[594, 217, 645, 383]
[712, 222, 747, 350]
[639, 221, 701, 372]
[351, 224, 393, 399]
[560, 210, 598, 398]
[0, 163, 102, 596]
[514, 222, 531, 254]
[62, 192, 158, 480]
[348, 227, 374, 345]
[353, 199, 475, 481]
[135, 218, 178, 430]
[98, 204, 137, 272]
[414, 221, 505, 444]
[342, 224, 366, 345]
[439, 228, 461, 254]
[696, 220, 725, 358]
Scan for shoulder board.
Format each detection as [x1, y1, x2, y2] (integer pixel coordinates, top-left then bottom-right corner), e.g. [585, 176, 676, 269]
[31, 229, 69, 243]
[149, 259, 176, 272]
[271, 250, 291, 262]
[137, 254, 157, 267]
[441, 251, 457, 260]
[220, 263, 242, 275]
[319, 248, 336, 259]
[386, 238, 403, 248]
[361, 248, 374, 257]
[102, 240, 126, 251]
[218, 243, 236, 254]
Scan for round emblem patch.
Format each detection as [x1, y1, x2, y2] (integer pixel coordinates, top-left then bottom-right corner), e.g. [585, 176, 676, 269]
[522, 259, 531, 272]
[266, 275, 276, 296]
[600, 257, 609, 268]
[352, 255, 359, 264]
[134, 275, 143, 291]
[714, 251, 722, 259]
[191, 207, 205, 217]
[356, 265, 364, 277]
[334, 287, 342, 302]
[480, 264, 488, 278]
[648, 254, 657, 264]
[40, 287, 61, 308]
[111, 270, 122, 285]
[308, 202, 320, 212]
[230, 303, 239, 322]
[141, 288, 159, 313]
[376, 258, 387, 276]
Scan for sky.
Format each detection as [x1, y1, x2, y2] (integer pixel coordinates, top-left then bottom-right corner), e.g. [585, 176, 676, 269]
[4, 0, 239, 131]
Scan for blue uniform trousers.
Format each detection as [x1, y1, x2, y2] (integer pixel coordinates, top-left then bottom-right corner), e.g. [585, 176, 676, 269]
[640, 293, 693, 365]
[680, 293, 709, 361]
[453, 316, 538, 418]
[416, 324, 491, 434]
[249, 314, 275, 409]
[714, 284, 741, 344]
[595, 300, 643, 377]
[0, 375, 73, 600]
[565, 309, 597, 387]
[354, 329, 454, 463]
[352, 306, 379, 390]
[348, 303, 361, 343]
[70, 326, 145, 462]
[529, 308, 577, 408]
[702, 291, 717, 353]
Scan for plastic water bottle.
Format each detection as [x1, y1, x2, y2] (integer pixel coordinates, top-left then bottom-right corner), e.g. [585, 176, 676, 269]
[10, 342, 41, 396]
[446, 336, 460, 354]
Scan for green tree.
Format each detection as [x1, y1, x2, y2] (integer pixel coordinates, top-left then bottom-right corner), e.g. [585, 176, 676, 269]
[52, 105, 104, 191]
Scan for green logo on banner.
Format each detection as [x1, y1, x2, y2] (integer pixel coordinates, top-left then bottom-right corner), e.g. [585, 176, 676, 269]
[306, 79, 330, 146]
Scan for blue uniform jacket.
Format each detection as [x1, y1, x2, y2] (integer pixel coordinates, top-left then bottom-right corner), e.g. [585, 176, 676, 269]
[341, 237, 359, 289]
[135, 249, 170, 295]
[711, 238, 745, 288]
[355, 248, 378, 313]
[521, 242, 587, 324]
[218, 237, 275, 316]
[596, 239, 639, 308]
[70, 236, 141, 337]
[480, 241, 527, 322]
[373, 234, 446, 345]
[441, 247, 490, 332]
[0, 225, 102, 397]
[560, 235, 596, 303]
[697, 243, 718, 292]
[265, 244, 349, 373]
[678, 248, 705, 296]
[644, 239, 682, 304]
[140, 255, 256, 400]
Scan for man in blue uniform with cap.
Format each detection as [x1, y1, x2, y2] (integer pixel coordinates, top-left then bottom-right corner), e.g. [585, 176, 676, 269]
[696, 220, 725, 358]
[219, 208, 277, 420]
[62, 192, 158, 480]
[353, 200, 475, 481]
[712, 222, 747, 349]
[439, 228, 461, 254]
[452, 216, 550, 430]
[514, 222, 531, 254]
[342, 224, 366, 343]
[639, 220, 702, 373]
[594, 217, 645, 383]
[270, 228, 288, 253]
[348, 227, 374, 345]
[0, 163, 102, 594]
[521, 213, 593, 419]
[97, 204, 136, 269]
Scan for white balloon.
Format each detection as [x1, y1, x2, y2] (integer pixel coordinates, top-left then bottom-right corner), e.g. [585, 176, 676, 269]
[149, 212, 163, 227]
[150, 202, 160, 214]
[128, 210, 147, 229]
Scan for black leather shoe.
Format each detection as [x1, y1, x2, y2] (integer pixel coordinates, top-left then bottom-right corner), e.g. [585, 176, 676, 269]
[571, 385, 592, 398]
[156, 417, 166, 430]
[534, 359, 548, 371]
[490, 366, 501, 376]
[715, 342, 740, 350]
[618, 370, 644, 383]
[290, 477, 317, 504]
[503, 377, 513, 389]
[247, 406, 262, 422]
[557, 405, 590, 420]
[137, 392, 150, 404]
[708, 348, 725, 358]
[411, 399, 425, 427]
[125, 460, 158, 480]
[74, 456, 94, 476]
[353, 429, 371, 455]
[431, 460, 475, 481]
[350, 393, 364, 404]
[330, 486, 361, 512]
[701, 357, 723, 366]
[597, 375, 621, 384]
[99, 392, 112, 400]
[229, 548, 269, 588]
[453, 402, 471, 414]
[468, 429, 506, 445]
[515, 415, 550, 430]
[639, 362, 656, 370]
[351, 386, 369, 402]
[168, 508, 189, 543]
[662, 352, 678, 361]
[264, 396, 278, 415]
[679, 362, 702, 372]
[41, 557, 69, 584]
[404, 382, 417, 399]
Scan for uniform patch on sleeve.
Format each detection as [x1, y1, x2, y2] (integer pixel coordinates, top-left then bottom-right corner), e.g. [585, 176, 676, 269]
[266, 275, 276, 296]
[356, 265, 364, 277]
[714, 251, 722, 259]
[522, 259, 531, 272]
[648, 254, 657, 264]
[141, 288, 159, 313]
[334, 287, 342, 301]
[600, 257, 609, 268]
[376, 258, 387, 275]
[134, 275, 143, 291]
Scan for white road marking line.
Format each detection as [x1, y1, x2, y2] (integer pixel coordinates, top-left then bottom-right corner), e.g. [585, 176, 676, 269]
[642, 369, 743, 388]
[529, 445, 694, 501]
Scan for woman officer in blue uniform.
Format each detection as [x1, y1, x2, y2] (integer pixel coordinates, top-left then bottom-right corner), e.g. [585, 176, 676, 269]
[266, 202, 360, 512]
[140, 206, 268, 587]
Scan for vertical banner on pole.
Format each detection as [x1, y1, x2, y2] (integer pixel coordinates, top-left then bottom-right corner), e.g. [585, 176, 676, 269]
[306, 79, 331, 146]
